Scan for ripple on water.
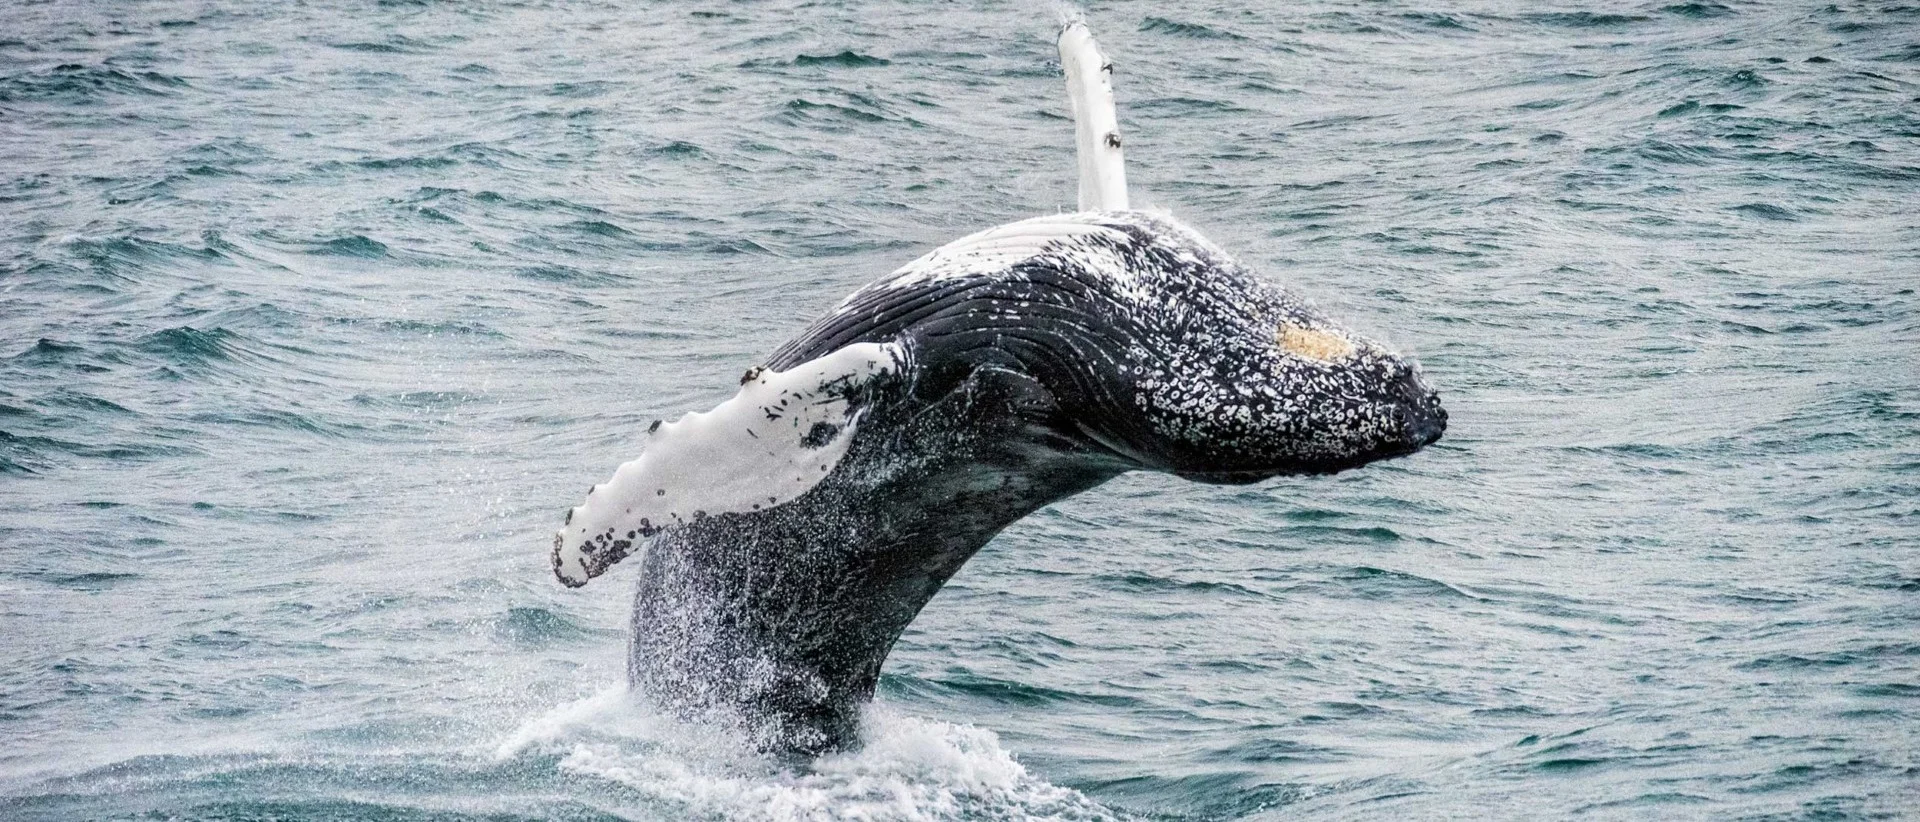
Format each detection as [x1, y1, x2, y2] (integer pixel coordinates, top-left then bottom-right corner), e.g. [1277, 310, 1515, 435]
[0, 64, 190, 103]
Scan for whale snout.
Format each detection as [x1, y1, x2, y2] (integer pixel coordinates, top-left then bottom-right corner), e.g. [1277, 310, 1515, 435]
[1394, 367, 1447, 450]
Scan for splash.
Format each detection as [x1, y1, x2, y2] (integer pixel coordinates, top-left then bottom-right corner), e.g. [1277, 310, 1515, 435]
[496, 688, 1122, 821]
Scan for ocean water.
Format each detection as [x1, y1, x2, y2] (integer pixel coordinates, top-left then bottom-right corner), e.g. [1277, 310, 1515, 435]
[2, 0, 1916, 818]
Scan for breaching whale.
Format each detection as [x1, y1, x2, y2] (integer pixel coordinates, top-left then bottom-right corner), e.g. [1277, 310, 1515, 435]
[551, 20, 1445, 755]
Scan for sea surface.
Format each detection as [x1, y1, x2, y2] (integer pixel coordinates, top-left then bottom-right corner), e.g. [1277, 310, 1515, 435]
[2, 0, 1916, 819]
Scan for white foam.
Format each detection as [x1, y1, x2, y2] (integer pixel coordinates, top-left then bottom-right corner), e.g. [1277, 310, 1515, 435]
[552, 341, 907, 587]
[495, 689, 1120, 822]
[492, 685, 641, 761]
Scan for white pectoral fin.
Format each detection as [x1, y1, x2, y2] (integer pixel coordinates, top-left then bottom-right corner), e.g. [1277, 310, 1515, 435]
[1060, 21, 1128, 212]
[551, 342, 907, 587]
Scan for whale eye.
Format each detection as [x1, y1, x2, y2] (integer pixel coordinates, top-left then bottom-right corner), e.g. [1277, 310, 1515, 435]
[1276, 323, 1355, 362]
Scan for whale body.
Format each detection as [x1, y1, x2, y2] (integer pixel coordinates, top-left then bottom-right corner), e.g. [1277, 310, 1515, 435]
[549, 20, 1445, 755]
[552, 209, 1445, 753]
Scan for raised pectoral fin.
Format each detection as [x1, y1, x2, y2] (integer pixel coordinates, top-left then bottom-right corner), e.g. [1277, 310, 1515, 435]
[551, 342, 908, 587]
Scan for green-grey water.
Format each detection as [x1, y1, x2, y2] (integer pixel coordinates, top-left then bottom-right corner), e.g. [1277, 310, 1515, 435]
[2, 1, 1916, 819]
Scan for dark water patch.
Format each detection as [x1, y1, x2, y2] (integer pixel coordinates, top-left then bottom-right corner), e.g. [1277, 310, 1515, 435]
[1398, 12, 1473, 31]
[135, 326, 243, 364]
[1206, 735, 1326, 765]
[893, 48, 989, 63]
[1658, 100, 1700, 118]
[1534, 756, 1609, 772]
[1736, 644, 1919, 671]
[1730, 202, 1798, 221]
[189, 408, 353, 439]
[69, 235, 227, 278]
[1299, 700, 1385, 721]
[1575, 792, 1712, 813]
[1471, 704, 1553, 718]
[0, 428, 200, 468]
[1663, 2, 1735, 17]
[182, 138, 269, 166]
[1280, 524, 1402, 543]
[0, 64, 190, 103]
[511, 264, 627, 285]
[410, 205, 457, 223]
[1132, 96, 1250, 115]
[1282, 507, 1352, 523]
[440, 141, 528, 169]
[1521, 12, 1650, 28]
[747, 51, 891, 69]
[1336, 566, 1480, 601]
[561, 220, 635, 239]
[353, 154, 459, 171]
[1092, 571, 1269, 600]
[1727, 755, 1899, 797]
[1852, 682, 1920, 698]
[779, 96, 896, 128]
[36, 390, 135, 417]
[1853, 573, 1920, 592]
[11, 339, 90, 365]
[647, 140, 705, 158]
[184, 164, 240, 177]
[326, 35, 434, 55]
[309, 235, 390, 258]
[1627, 139, 1722, 166]
[196, 301, 308, 333]
[1139, 16, 1249, 41]
[333, 316, 505, 339]
[21, 571, 141, 590]
[541, 80, 610, 99]
[920, 672, 1144, 709]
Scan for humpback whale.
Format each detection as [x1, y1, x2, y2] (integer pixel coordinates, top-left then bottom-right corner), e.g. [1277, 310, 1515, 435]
[551, 20, 1445, 755]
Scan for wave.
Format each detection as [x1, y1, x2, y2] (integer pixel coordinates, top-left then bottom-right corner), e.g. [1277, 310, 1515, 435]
[0, 64, 189, 103]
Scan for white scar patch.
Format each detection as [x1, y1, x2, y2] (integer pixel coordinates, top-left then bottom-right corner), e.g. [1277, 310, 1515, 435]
[551, 342, 907, 587]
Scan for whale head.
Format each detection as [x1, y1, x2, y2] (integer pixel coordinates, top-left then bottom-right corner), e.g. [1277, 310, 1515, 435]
[776, 210, 1445, 487]
[1108, 241, 1447, 482]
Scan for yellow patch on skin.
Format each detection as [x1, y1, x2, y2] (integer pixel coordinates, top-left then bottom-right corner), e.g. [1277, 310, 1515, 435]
[1277, 323, 1356, 362]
